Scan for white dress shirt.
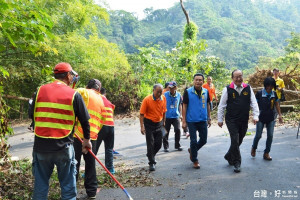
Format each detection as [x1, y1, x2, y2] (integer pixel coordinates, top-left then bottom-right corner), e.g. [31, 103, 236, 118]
[217, 83, 259, 122]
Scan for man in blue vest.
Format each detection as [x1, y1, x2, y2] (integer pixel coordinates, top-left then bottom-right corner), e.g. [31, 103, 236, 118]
[218, 69, 259, 173]
[163, 81, 183, 152]
[182, 73, 211, 169]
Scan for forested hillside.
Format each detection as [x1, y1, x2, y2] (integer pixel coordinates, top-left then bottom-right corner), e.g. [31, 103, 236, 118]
[98, 0, 300, 69]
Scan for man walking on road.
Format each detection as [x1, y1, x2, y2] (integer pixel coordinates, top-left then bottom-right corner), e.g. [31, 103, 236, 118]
[163, 81, 183, 152]
[32, 62, 91, 200]
[218, 69, 259, 173]
[203, 76, 218, 110]
[182, 73, 211, 169]
[140, 84, 167, 171]
[74, 79, 105, 199]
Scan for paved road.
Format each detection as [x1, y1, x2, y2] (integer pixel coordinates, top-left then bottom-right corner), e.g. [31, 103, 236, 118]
[8, 119, 300, 200]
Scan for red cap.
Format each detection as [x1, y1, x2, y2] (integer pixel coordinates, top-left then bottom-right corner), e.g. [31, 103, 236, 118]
[54, 62, 72, 74]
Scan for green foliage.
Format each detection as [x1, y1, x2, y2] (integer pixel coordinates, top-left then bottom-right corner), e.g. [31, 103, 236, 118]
[98, 0, 300, 70]
[183, 21, 198, 41]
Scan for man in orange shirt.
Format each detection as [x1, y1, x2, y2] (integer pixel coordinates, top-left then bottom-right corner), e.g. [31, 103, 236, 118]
[140, 84, 167, 171]
[203, 76, 218, 110]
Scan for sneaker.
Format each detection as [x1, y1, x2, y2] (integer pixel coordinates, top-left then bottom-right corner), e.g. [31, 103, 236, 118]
[164, 148, 169, 152]
[113, 150, 120, 154]
[109, 168, 115, 174]
[88, 195, 96, 199]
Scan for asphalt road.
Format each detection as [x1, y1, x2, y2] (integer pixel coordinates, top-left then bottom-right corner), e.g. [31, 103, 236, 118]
[8, 119, 300, 200]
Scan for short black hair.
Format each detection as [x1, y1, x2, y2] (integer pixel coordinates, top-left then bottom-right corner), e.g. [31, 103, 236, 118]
[164, 82, 169, 88]
[193, 73, 205, 81]
[100, 87, 106, 95]
[231, 69, 243, 78]
[153, 84, 163, 90]
[87, 79, 101, 91]
[54, 72, 68, 80]
[264, 77, 276, 89]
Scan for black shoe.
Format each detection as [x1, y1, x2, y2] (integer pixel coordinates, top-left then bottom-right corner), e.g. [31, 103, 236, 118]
[164, 148, 169, 152]
[224, 155, 234, 166]
[149, 164, 155, 171]
[233, 165, 241, 173]
[175, 147, 183, 151]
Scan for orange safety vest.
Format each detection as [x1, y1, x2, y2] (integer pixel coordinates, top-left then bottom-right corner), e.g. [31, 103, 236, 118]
[34, 80, 76, 139]
[75, 89, 104, 140]
[101, 95, 115, 126]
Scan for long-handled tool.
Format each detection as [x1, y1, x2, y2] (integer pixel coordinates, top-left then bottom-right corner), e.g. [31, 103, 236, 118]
[74, 133, 133, 200]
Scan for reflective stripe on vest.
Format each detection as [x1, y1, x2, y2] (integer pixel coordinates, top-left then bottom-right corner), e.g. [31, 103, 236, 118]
[101, 96, 115, 126]
[75, 89, 104, 140]
[34, 80, 76, 139]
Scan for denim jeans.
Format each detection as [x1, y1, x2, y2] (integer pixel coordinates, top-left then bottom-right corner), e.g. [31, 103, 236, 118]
[187, 121, 208, 162]
[32, 144, 77, 200]
[252, 121, 275, 153]
[94, 125, 114, 172]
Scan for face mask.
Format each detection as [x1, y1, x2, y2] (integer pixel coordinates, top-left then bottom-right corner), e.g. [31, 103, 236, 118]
[71, 75, 80, 84]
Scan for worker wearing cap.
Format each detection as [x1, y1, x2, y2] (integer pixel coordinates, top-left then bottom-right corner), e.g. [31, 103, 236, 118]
[94, 87, 116, 174]
[140, 84, 167, 171]
[73, 79, 105, 199]
[163, 81, 183, 152]
[31, 62, 91, 200]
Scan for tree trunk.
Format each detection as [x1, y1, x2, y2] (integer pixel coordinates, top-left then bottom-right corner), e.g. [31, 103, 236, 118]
[180, 0, 190, 25]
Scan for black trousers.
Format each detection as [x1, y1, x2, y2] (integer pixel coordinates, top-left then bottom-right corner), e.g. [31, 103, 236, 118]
[94, 125, 114, 171]
[163, 118, 181, 149]
[144, 118, 163, 165]
[225, 119, 248, 166]
[74, 138, 97, 197]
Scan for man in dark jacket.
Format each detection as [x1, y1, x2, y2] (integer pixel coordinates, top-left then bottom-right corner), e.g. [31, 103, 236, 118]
[217, 69, 259, 173]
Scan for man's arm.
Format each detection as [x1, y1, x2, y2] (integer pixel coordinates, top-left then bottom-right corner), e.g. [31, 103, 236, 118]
[140, 114, 145, 135]
[217, 87, 228, 128]
[249, 86, 259, 125]
[207, 102, 211, 128]
[182, 103, 187, 129]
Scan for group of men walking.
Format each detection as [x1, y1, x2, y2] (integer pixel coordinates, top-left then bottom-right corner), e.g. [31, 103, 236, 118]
[30, 62, 284, 199]
[31, 63, 116, 199]
[140, 69, 284, 174]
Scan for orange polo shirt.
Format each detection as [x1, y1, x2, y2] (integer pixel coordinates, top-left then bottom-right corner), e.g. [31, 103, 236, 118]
[140, 94, 167, 122]
[202, 83, 217, 102]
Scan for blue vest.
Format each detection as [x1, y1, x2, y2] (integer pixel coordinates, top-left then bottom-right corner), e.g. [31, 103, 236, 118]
[186, 87, 208, 122]
[165, 91, 181, 119]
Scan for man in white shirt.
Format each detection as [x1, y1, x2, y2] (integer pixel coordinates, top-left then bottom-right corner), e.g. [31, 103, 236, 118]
[217, 69, 259, 173]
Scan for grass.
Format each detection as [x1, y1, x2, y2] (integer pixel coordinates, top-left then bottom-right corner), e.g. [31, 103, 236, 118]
[0, 160, 159, 200]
